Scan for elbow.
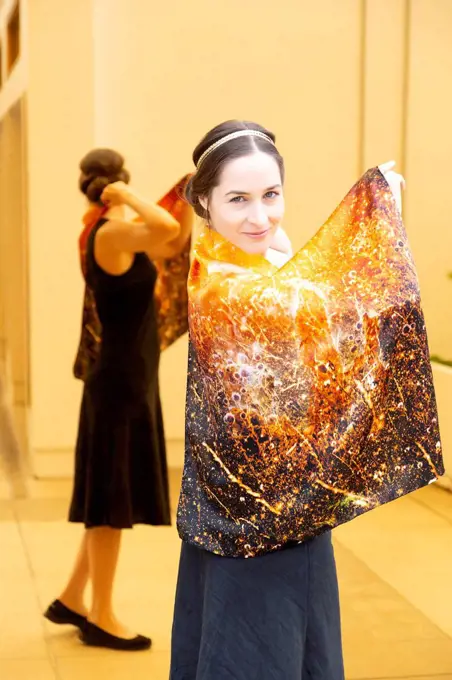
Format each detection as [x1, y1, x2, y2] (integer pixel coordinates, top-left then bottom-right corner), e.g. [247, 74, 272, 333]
[159, 230, 191, 259]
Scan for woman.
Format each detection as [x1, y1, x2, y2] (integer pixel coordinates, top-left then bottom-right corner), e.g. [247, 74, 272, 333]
[45, 149, 193, 651]
[170, 121, 443, 678]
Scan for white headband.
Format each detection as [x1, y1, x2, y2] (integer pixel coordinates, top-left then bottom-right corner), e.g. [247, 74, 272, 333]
[196, 130, 276, 168]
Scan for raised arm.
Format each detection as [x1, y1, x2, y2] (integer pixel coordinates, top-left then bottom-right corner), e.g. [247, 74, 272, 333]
[95, 182, 181, 265]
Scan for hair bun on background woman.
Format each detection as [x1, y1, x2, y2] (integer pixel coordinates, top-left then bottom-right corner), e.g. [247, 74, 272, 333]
[79, 148, 131, 204]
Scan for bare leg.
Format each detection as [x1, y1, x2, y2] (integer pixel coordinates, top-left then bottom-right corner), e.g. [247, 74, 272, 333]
[58, 532, 89, 616]
[86, 526, 134, 638]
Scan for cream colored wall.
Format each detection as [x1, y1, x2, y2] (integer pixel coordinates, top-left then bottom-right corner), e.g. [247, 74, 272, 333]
[361, 0, 407, 170]
[25, 0, 95, 470]
[0, 1, 30, 467]
[1, 0, 451, 474]
[0, 100, 30, 475]
[0, 101, 28, 436]
[0, 0, 27, 120]
[404, 0, 452, 360]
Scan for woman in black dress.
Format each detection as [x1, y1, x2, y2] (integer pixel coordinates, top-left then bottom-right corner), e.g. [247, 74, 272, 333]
[45, 149, 192, 651]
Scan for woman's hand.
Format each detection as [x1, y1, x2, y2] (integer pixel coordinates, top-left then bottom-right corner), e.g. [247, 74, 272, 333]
[379, 161, 405, 215]
[101, 181, 131, 207]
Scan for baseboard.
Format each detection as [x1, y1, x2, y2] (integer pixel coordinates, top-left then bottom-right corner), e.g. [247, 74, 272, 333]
[32, 439, 185, 479]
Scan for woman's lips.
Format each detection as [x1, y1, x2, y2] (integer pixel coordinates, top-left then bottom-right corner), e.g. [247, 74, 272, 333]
[243, 228, 270, 239]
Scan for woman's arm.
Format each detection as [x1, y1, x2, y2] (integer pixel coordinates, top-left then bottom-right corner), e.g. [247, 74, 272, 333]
[96, 182, 181, 259]
[155, 201, 194, 259]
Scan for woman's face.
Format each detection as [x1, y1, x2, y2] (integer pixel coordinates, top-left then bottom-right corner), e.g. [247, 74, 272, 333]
[203, 152, 285, 255]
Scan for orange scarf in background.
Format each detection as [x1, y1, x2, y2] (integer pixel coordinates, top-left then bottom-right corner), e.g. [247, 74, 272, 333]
[73, 175, 191, 381]
[177, 167, 444, 558]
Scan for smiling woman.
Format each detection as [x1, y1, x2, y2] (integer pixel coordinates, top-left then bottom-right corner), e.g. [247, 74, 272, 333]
[186, 121, 286, 256]
[169, 119, 442, 680]
[204, 153, 283, 248]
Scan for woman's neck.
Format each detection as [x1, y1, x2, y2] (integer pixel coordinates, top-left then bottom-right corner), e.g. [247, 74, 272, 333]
[103, 204, 125, 220]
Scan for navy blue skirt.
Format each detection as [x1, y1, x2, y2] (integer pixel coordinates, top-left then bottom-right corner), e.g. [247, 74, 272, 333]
[170, 532, 344, 680]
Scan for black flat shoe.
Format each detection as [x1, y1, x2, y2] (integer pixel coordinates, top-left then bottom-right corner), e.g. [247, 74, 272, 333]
[80, 621, 152, 651]
[44, 599, 87, 630]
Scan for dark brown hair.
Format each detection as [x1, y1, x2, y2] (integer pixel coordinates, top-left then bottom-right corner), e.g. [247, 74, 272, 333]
[79, 148, 130, 204]
[186, 120, 284, 220]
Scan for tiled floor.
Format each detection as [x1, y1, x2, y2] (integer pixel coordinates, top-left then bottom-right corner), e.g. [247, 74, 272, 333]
[1, 456, 452, 679]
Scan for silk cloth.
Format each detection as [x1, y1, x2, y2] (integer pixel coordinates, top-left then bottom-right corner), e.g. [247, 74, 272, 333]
[177, 167, 444, 558]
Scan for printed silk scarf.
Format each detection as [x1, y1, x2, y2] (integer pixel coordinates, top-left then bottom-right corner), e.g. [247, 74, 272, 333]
[73, 175, 192, 381]
[177, 167, 444, 558]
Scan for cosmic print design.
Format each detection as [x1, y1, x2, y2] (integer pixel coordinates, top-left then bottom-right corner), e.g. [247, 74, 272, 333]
[177, 168, 444, 558]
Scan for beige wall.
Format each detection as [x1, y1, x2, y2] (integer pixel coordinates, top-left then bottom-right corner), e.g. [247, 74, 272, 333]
[0, 0, 28, 120]
[0, 0, 451, 472]
[361, 0, 407, 170]
[404, 0, 452, 360]
[0, 0, 30, 464]
[25, 0, 95, 468]
[0, 101, 28, 434]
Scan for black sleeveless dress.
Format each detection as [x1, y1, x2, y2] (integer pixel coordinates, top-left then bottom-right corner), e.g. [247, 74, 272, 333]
[69, 219, 171, 528]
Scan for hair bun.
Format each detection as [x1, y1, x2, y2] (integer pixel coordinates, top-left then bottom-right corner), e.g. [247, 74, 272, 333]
[84, 176, 111, 204]
[78, 148, 130, 204]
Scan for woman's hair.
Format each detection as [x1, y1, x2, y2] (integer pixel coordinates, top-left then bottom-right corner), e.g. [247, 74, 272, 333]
[186, 120, 284, 220]
[79, 148, 130, 204]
